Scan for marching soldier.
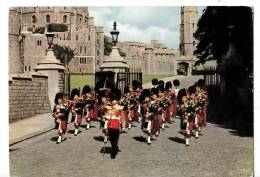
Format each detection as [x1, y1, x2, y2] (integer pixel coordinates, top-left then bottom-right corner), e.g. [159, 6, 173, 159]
[52, 92, 71, 144]
[107, 100, 122, 159]
[71, 89, 84, 136]
[82, 85, 95, 130]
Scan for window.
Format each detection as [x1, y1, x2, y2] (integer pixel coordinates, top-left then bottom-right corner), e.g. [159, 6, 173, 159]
[46, 15, 50, 23]
[97, 39, 100, 45]
[85, 47, 87, 54]
[37, 40, 42, 46]
[63, 15, 67, 23]
[80, 57, 86, 64]
[193, 23, 195, 28]
[80, 47, 82, 54]
[25, 66, 27, 71]
[32, 15, 37, 23]
[64, 7, 66, 9]
[97, 50, 100, 56]
[193, 41, 195, 46]
[88, 35, 90, 41]
[76, 35, 78, 41]
[29, 66, 31, 71]
[79, 18, 82, 23]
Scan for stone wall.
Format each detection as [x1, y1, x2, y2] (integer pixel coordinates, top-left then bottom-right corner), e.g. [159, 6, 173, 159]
[9, 73, 51, 122]
[9, 8, 23, 75]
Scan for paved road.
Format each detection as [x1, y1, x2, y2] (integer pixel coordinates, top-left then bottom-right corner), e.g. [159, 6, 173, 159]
[142, 75, 204, 89]
[10, 118, 253, 177]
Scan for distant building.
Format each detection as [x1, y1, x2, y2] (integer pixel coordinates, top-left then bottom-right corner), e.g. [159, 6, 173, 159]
[9, 6, 198, 76]
[9, 6, 104, 75]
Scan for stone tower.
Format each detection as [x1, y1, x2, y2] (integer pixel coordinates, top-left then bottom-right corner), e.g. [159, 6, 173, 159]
[179, 6, 198, 57]
[9, 8, 23, 75]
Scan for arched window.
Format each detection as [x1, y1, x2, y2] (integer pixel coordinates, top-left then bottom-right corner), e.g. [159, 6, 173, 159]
[63, 15, 67, 23]
[32, 15, 37, 23]
[46, 15, 50, 23]
[25, 66, 27, 71]
[80, 47, 82, 54]
[97, 50, 100, 56]
[193, 41, 195, 46]
[79, 18, 82, 23]
[84, 47, 87, 54]
[28, 66, 31, 71]
[88, 35, 90, 41]
[76, 35, 78, 41]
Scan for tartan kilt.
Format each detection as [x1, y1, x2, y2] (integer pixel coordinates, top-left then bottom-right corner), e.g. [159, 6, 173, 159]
[75, 114, 82, 125]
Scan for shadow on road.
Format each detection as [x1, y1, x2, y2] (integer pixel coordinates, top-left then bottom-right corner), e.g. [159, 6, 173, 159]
[50, 137, 58, 141]
[100, 146, 111, 154]
[168, 137, 185, 144]
[93, 136, 104, 142]
[133, 136, 147, 142]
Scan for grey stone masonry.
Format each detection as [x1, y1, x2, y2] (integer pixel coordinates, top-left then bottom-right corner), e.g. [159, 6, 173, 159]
[9, 72, 51, 122]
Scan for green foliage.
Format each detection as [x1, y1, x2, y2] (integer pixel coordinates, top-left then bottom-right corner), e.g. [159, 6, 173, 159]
[194, 6, 253, 71]
[104, 36, 112, 55]
[53, 44, 76, 66]
[70, 75, 95, 90]
[104, 36, 126, 57]
[27, 27, 33, 32]
[34, 27, 45, 34]
[47, 23, 68, 32]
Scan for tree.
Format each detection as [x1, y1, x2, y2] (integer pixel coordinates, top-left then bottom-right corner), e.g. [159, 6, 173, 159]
[194, 6, 253, 135]
[194, 6, 253, 72]
[53, 44, 77, 72]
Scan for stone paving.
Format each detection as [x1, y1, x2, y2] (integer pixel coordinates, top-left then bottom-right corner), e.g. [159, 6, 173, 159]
[10, 118, 253, 177]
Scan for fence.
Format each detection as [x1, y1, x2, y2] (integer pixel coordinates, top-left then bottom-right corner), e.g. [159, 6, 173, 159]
[65, 71, 143, 97]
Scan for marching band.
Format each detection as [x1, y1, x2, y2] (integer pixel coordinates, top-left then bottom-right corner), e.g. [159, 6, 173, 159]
[52, 78, 208, 158]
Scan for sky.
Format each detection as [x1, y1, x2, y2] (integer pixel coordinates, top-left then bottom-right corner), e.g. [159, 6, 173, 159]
[89, 6, 205, 49]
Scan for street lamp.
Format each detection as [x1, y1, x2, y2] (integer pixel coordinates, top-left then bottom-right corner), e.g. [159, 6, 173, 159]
[46, 32, 54, 49]
[110, 21, 120, 45]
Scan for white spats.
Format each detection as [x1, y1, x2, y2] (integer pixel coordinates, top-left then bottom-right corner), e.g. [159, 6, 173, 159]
[74, 128, 78, 136]
[162, 123, 165, 130]
[138, 116, 142, 123]
[104, 136, 107, 144]
[185, 138, 190, 146]
[57, 136, 62, 144]
[128, 123, 132, 129]
[147, 136, 151, 145]
[195, 131, 199, 139]
[198, 126, 202, 132]
[155, 131, 159, 137]
[86, 123, 90, 130]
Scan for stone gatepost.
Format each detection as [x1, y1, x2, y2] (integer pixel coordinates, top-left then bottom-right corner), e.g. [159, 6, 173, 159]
[34, 48, 65, 109]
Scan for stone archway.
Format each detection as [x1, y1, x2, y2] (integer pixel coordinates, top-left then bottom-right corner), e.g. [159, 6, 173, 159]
[177, 62, 189, 75]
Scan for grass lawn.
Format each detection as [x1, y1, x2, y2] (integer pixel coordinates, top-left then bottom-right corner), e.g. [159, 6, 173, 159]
[70, 75, 95, 91]
[69, 73, 176, 91]
[142, 74, 176, 84]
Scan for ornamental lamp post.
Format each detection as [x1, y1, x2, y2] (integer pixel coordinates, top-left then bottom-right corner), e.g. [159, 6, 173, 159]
[110, 21, 120, 45]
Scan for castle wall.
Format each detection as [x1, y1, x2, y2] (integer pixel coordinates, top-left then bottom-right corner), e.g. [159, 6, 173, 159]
[9, 73, 51, 122]
[11, 7, 104, 75]
[9, 8, 23, 75]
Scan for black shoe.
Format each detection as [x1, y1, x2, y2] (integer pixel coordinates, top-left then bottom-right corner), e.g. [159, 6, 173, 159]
[111, 153, 116, 159]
